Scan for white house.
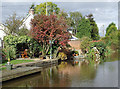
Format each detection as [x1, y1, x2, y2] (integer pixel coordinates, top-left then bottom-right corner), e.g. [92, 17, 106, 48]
[0, 8, 34, 43]
[70, 35, 78, 40]
[67, 28, 78, 40]
[19, 9, 34, 30]
[0, 23, 8, 40]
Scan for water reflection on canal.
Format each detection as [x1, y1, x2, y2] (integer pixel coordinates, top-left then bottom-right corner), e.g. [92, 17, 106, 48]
[2, 52, 118, 87]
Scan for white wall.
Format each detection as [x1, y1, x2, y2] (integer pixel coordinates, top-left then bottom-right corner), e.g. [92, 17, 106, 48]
[0, 25, 7, 40]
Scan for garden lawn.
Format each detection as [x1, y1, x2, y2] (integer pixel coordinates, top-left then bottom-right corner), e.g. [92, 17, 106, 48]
[2, 60, 35, 66]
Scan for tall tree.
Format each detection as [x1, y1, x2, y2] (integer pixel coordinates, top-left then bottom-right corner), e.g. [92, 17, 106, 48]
[34, 2, 60, 15]
[76, 17, 91, 38]
[57, 10, 68, 19]
[105, 22, 117, 37]
[17, 27, 29, 36]
[30, 15, 70, 56]
[3, 13, 23, 35]
[86, 14, 100, 40]
[69, 12, 82, 35]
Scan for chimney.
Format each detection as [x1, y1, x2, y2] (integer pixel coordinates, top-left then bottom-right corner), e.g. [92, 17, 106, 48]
[29, 8, 34, 15]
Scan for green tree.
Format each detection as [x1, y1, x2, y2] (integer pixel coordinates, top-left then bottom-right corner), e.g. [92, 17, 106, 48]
[34, 2, 60, 15]
[86, 14, 100, 40]
[69, 12, 82, 35]
[80, 37, 92, 53]
[3, 13, 23, 35]
[76, 17, 91, 38]
[106, 22, 116, 34]
[17, 27, 29, 36]
[105, 22, 117, 37]
[57, 10, 68, 19]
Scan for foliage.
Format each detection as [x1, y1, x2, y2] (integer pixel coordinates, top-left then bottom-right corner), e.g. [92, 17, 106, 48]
[57, 10, 70, 27]
[76, 17, 91, 38]
[17, 27, 29, 36]
[3, 35, 33, 59]
[87, 48, 97, 60]
[58, 48, 72, 60]
[109, 30, 119, 49]
[104, 46, 113, 57]
[85, 41, 110, 63]
[105, 22, 117, 37]
[3, 13, 23, 35]
[4, 35, 31, 46]
[80, 36, 92, 53]
[3, 35, 44, 58]
[28, 39, 43, 58]
[30, 15, 71, 56]
[57, 10, 68, 20]
[69, 12, 82, 27]
[68, 12, 82, 35]
[35, 2, 60, 15]
[102, 30, 119, 50]
[58, 52, 67, 60]
[88, 41, 106, 56]
[2, 46, 16, 61]
[86, 14, 100, 40]
[106, 22, 116, 34]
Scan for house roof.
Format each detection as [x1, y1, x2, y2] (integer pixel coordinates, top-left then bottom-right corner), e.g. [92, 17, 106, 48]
[70, 35, 78, 40]
[19, 13, 34, 30]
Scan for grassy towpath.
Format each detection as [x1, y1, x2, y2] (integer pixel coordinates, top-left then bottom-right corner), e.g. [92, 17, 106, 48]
[1, 60, 35, 70]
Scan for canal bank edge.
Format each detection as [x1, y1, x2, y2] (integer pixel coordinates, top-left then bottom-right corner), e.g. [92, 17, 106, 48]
[1, 59, 58, 82]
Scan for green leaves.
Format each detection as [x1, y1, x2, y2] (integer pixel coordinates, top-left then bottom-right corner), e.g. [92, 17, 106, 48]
[76, 18, 91, 38]
[35, 2, 60, 15]
[105, 22, 117, 37]
[4, 35, 31, 45]
[89, 41, 106, 56]
[80, 37, 92, 53]
[3, 13, 23, 35]
[2, 45, 16, 60]
[87, 14, 100, 40]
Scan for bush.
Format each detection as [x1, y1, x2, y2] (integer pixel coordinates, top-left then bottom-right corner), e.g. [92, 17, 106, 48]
[102, 30, 119, 50]
[88, 41, 106, 56]
[3, 35, 43, 58]
[2, 46, 16, 61]
[80, 36, 92, 53]
[57, 47, 73, 60]
[58, 52, 67, 60]
[87, 48, 98, 61]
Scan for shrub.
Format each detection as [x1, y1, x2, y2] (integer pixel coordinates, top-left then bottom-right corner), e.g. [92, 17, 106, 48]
[102, 30, 119, 50]
[80, 36, 92, 53]
[58, 52, 67, 60]
[87, 48, 97, 61]
[88, 41, 106, 56]
[2, 46, 16, 61]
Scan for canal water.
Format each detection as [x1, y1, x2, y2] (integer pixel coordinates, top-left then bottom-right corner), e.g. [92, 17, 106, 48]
[2, 52, 119, 87]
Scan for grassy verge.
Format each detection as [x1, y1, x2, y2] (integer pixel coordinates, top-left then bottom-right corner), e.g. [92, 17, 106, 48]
[2, 60, 35, 66]
[0, 67, 7, 70]
[0, 60, 35, 70]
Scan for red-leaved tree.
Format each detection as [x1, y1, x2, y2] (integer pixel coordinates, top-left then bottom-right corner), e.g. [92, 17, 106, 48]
[30, 15, 71, 56]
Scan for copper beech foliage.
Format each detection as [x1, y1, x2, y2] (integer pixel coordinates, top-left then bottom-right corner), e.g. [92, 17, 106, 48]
[30, 14, 70, 48]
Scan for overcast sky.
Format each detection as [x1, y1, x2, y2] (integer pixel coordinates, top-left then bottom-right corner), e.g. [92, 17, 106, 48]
[0, 0, 119, 36]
